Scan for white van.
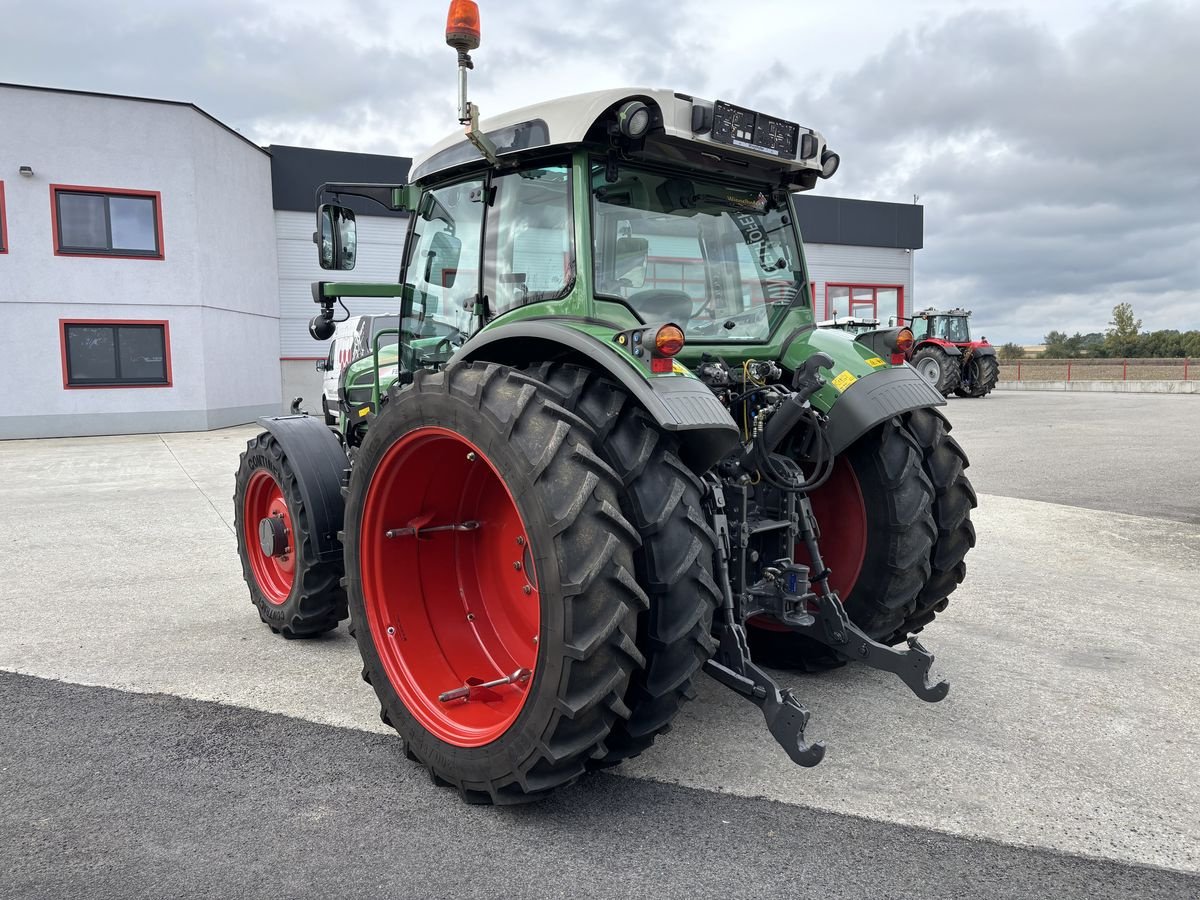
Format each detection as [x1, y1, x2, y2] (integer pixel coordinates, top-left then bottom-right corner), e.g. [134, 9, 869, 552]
[316, 315, 400, 424]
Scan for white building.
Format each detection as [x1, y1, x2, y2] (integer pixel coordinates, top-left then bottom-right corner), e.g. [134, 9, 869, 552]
[0, 83, 921, 441]
[1, 83, 281, 440]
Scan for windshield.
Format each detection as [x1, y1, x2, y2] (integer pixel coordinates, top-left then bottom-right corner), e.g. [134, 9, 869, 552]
[591, 162, 808, 341]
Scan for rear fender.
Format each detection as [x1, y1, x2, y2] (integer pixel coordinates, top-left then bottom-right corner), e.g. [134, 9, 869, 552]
[255, 415, 349, 563]
[970, 344, 997, 357]
[918, 338, 962, 356]
[823, 366, 946, 455]
[456, 320, 740, 471]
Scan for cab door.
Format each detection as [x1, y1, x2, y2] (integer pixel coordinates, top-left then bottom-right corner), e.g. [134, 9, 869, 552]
[397, 178, 486, 374]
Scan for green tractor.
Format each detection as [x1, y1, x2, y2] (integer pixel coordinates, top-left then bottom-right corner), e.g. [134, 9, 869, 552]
[234, 1, 975, 804]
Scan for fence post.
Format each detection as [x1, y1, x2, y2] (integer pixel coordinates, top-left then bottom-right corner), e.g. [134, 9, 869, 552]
[1017, 362, 1022, 381]
[1186, 359, 1190, 381]
[1067, 362, 1072, 383]
[1123, 358, 1128, 381]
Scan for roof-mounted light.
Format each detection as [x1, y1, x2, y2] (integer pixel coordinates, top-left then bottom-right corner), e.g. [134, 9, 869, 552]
[819, 148, 840, 179]
[616, 100, 651, 139]
[446, 0, 481, 51]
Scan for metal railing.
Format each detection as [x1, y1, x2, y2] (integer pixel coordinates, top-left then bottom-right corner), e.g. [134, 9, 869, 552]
[998, 358, 1193, 382]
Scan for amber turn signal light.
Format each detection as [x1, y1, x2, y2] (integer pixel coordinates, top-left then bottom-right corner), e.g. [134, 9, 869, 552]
[896, 328, 914, 353]
[654, 324, 685, 357]
[446, 0, 481, 51]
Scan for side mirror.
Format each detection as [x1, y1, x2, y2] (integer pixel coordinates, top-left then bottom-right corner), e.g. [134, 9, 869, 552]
[315, 359, 330, 372]
[314, 204, 357, 270]
[614, 236, 649, 289]
[424, 230, 463, 288]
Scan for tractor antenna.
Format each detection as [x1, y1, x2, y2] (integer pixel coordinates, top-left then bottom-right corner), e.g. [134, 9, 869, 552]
[446, 0, 499, 165]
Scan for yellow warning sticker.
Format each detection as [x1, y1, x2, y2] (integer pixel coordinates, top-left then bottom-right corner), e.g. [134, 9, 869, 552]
[866, 356, 887, 368]
[672, 360, 689, 375]
[357, 406, 370, 418]
[831, 370, 858, 392]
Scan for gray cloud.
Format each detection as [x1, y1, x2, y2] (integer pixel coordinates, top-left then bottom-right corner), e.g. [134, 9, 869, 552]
[4, 0, 1196, 343]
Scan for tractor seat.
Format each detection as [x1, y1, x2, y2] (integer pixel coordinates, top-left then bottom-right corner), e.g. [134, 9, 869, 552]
[625, 289, 694, 326]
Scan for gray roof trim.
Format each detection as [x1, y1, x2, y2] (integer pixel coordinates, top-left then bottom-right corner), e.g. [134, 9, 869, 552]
[0, 82, 269, 156]
[267, 145, 412, 217]
[793, 195, 924, 250]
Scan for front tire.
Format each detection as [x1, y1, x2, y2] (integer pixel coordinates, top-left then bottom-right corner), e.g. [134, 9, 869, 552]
[344, 363, 647, 804]
[233, 432, 347, 637]
[911, 346, 961, 397]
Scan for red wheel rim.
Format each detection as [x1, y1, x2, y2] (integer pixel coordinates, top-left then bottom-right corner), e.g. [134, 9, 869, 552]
[243, 469, 296, 605]
[359, 427, 539, 748]
[752, 454, 867, 633]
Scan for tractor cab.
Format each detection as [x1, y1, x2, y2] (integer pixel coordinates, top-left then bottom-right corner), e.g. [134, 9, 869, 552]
[910, 308, 974, 346]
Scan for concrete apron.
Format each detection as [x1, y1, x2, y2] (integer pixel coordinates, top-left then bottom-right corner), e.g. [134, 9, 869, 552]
[0, 426, 1197, 874]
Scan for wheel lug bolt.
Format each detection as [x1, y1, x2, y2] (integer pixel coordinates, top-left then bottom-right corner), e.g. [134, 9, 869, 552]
[466, 452, 476, 461]
[467, 612, 476, 621]
[513, 561, 522, 571]
[387, 626, 395, 636]
[533, 636, 539, 644]
[522, 585, 532, 595]
[516, 536, 525, 546]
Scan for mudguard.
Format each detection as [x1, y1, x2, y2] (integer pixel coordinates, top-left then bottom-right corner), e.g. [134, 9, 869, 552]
[255, 414, 349, 563]
[971, 345, 997, 357]
[458, 320, 740, 471]
[824, 366, 946, 455]
[918, 339, 962, 356]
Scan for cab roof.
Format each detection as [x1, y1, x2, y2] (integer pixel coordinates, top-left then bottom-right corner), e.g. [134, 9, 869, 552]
[410, 87, 831, 186]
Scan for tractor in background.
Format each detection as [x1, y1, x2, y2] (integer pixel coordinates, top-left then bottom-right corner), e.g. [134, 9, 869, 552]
[903, 308, 999, 398]
[232, 0, 977, 805]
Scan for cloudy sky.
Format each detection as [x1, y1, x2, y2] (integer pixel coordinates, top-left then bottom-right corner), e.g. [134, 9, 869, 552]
[5, 0, 1198, 342]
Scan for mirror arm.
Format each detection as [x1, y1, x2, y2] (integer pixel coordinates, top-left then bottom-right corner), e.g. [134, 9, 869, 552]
[315, 183, 414, 213]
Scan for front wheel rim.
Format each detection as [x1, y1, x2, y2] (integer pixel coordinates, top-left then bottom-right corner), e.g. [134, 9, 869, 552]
[243, 470, 295, 605]
[359, 427, 540, 748]
[916, 357, 941, 382]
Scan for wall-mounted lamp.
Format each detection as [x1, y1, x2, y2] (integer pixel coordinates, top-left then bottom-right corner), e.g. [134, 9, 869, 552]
[19, 166, 34, 177]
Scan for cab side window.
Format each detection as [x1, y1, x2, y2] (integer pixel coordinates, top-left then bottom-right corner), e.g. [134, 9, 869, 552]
[483, 166, 573, 317]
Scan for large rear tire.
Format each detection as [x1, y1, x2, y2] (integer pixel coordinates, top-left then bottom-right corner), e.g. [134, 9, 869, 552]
[233, 432, 347, 637]
[901, 407, 976, 637]
[527, 363, 719, 766]
[343, 363, 647, 804]
[955, 354, 999, 398]
[748, 416, 937, 666]
[911, 345, 961, 397]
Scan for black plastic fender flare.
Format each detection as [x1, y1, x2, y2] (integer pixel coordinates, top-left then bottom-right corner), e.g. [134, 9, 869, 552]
[824, 366, 947, 455]
[971, 345, 997, 357]
[457, 320, 740, 472]
[254, 414, 349, 563]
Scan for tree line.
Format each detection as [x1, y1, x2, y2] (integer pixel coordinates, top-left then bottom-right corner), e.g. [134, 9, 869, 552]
[998, 303, 1200, 359]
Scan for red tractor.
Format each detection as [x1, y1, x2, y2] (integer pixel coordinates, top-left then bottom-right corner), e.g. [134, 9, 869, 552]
[903, 308, 999, 398]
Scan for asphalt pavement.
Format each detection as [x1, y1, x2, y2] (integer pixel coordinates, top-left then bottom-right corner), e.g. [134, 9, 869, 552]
[1, 392, 1198, 898]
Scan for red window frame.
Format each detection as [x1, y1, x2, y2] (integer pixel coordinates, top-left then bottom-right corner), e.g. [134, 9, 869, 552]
[50, 184, 165, 260]
[824, 283, 905, 322]
[59, 319, 173, 389]
[0, 181, 8, 254]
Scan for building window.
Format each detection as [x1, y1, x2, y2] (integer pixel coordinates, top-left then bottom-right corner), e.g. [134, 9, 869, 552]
[825, 284, 904, 324]
[61, 320, 172, 388]
[51, 185, 163, 258]
[0, 181, 7, 253]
